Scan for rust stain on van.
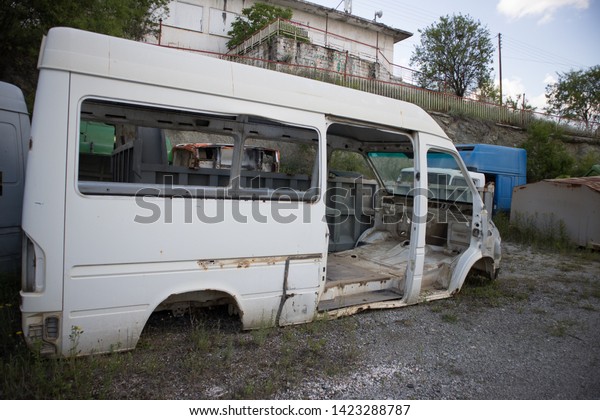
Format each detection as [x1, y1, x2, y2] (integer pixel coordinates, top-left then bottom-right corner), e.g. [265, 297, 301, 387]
[237, 260, 251, 268]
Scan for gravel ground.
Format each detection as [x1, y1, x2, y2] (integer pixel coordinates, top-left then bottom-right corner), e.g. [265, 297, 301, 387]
[104, 242, 600, 400]
[272, 243, 600, 400]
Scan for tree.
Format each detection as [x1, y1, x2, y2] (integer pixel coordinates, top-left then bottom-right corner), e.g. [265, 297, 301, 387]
[505, 94, 536, 112]
[227, 3, 292, 50]
[0, 0, 169, 107]
[522, 121, 574, 182]
[410, 14, 494, 97]
[476, 77, 501, 104]
[545, 65, 600, 128]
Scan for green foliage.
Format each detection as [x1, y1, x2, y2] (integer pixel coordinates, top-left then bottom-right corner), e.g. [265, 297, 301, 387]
[0, 0, 169, 108]
[329, 150, 374, 178]
[522, 121, 574, 182]
[410, 14, 494, 97]
[278, 143, 316, 176]
[572, 151, 600, 177]
[504, 94, 536, 111]
[476, 77, 501, 104]
[226, 2, 293, 50]
[545, 65, 600, 127]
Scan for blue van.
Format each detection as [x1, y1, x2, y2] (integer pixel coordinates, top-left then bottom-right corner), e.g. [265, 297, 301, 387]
[456, 144, 527, 213]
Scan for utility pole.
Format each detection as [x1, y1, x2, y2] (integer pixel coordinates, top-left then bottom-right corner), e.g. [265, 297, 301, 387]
[498, 33, 503, 105]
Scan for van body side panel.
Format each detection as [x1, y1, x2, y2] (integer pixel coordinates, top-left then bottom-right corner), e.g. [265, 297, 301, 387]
[0, 83, 30, 273]
[60, 74, 327, 355]
[20, 69, 69, 313]
[0, 111, 24, 271]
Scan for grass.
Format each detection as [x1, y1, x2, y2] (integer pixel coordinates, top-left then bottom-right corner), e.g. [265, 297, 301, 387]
[440, 313, 458, 323]
[547, 319, 578, 338]
[493, 213, 600, 264]
[458, 274, 529, 307]
[1, 268, 362, 399]
[493, 212, 574, 252]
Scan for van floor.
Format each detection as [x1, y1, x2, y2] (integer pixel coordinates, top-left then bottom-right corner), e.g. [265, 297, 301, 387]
[327, 241, 409, 283]
[320, 240, 457, 311]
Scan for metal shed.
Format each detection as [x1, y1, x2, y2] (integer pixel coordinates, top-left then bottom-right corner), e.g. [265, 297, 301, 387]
[510, 177, 600, 248]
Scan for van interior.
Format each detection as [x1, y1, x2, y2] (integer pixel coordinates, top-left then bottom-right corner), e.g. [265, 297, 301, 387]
[78, 100, 477, 312]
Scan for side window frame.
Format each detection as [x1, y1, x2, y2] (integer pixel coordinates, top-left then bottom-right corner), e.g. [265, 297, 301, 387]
[76, 98, 321, 202]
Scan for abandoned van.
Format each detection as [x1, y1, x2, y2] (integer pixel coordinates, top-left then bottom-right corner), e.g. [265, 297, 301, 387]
[21, 28, 501, 357]
[0, 81, 30, 274]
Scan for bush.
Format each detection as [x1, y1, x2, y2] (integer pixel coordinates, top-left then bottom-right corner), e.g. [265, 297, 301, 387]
[572, 151, 600, 177]
[522, 121, 574, 182]
[227, 3, 293, 50]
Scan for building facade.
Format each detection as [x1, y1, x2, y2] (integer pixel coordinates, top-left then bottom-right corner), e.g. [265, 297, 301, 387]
[153, 0, 411, 69]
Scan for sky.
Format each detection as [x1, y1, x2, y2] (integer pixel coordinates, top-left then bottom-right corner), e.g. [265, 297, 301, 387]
[306, 0, 600, 111]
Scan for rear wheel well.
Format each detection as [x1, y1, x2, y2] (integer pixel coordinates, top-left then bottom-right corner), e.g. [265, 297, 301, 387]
[155, 289, 242, 319]
[468, 256, 498, 281]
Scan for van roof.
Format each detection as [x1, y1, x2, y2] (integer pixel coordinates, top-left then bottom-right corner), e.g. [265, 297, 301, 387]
[456, 144, 526, 155]
[0, 81, 28, 114]
[38, 27, 448, 139]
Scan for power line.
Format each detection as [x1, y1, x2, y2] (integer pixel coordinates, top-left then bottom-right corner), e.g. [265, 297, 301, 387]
[502, 35, 587, 69]
[346, 1, 588, 69]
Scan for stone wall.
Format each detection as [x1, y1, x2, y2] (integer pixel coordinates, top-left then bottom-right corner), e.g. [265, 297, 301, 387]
[430, 112, 600, 159]
[251, 37, 392, 80]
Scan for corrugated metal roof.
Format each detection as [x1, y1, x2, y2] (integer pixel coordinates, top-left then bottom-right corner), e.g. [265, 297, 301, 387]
[544, 176, 600, 193]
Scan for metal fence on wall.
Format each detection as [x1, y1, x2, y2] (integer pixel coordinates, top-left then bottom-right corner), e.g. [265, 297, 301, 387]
[156, 20, 599, 138]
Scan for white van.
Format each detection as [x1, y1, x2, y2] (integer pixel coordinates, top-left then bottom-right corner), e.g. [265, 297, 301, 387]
[21, 28, 501, 357]
[0, 82, 30, 273]
[396, 167, 486, 197]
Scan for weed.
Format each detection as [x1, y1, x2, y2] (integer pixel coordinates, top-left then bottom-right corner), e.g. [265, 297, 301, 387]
[68, 325, 84, 357]
[250, 326, 272, 347]
[557, 262, 581, 273]
[190, 321, 213, 352]
[448, 364, 464, 376]
[580, 303, 597, 312]
[395, 318, 414, 327]
[459, 277, 515, 306]
[415, 345, 425, 365]
[494, 212, 574, 252]
[547, 319, 577, 338]
[306, 336, 326, 354]
[240, 382, 255, 399]
[441, 313, 458, 323]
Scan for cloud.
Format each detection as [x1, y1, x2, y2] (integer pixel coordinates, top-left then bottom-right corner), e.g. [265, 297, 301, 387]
[529, 92, 549, 111]
[543, 73, 557, 85]
[501, 76, 526, 98]
[496, 0, 589, 24]
[499, 75, 557, 110]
